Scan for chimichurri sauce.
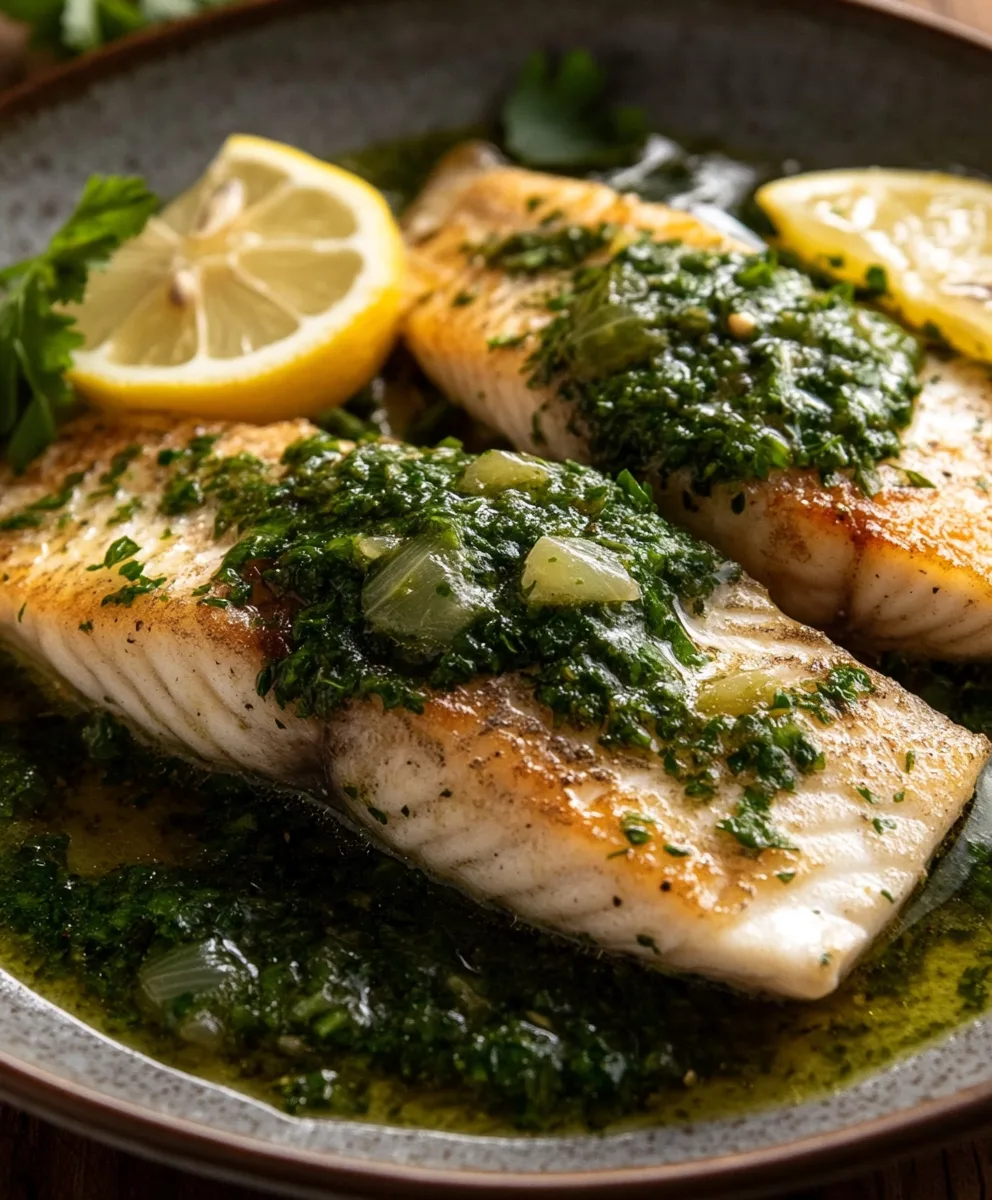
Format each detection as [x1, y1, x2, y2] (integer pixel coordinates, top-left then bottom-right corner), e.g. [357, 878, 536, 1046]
[2, 129, 992, 1137]
[1, 654, 992, 1135]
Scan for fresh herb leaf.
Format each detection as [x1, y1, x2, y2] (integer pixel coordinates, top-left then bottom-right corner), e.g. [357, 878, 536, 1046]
[0, 176, 157, 470]
[0, 0, 233, 56]
[717, 786, 796, 853]
[620, 811, 655, 846]
[486, 332, 528, 350]
[101, 573, 166, 607]
[864, 264, 889, 296]
[87, 535, 139, 571]
[501, 50, 646, 170]
[900, 468, 936, 489]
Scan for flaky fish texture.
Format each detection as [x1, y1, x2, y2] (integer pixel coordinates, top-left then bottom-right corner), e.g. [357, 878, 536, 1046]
[403, 145, 992, 658]
[0, 415, 987, 999]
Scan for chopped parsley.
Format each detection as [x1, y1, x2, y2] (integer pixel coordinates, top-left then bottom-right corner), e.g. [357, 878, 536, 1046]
[486, 332, 528, 350]
[159, 434, 875, 850]
[528, 239, 923, 495]
[101, 573, 166, 607]
[89, 444, 142, 498]
[959, 965, 992, 1011]
[107, 498, 143, 526]
[87, 536, 139, 571]
[864, 264, 889, 296]
[899, 468, 936, 489]
[717, 786, 796, 854]
[477, 222, 615, 274]
[0, 469, 87, 531]
[621, 812, 655, 846]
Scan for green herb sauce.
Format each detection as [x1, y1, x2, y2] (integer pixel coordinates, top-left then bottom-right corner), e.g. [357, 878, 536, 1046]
[0, 124, 986, 1138]
[527, 239, 924, 495]
[1, 660, 991, 1134]
[148, 432, 872, 844]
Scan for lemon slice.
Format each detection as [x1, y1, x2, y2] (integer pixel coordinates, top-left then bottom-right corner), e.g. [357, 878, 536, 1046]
[67, 135, 405, 421]
[758, 168, 992, 362]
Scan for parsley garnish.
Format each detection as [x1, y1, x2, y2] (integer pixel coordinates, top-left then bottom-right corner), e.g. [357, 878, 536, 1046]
[717, 786, 796, 854]
[87, 536, 139, 571]
[959, 965, 992, 1011]
[477, 223, 615, 275]
[0, 468, 86, 530]
[529, 240, 922, 497]
[864, 264, 889, 296]
[101, 573, 166, 607]
[486, 332, 528, 350]
[620, 812, 655, 846]
[0, 177, 157, 470]
[900, 468, 936, 489]
[501, 50, 646, 170]
[89, 444, 142, 498]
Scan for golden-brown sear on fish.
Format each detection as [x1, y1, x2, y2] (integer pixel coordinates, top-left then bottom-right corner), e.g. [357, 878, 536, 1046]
[0, 416, 987, 1000]
[403, 147, 992, 658]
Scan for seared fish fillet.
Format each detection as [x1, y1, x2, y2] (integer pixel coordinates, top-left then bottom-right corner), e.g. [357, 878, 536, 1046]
[0, 416, 986, 1000]
[404, 147, 992, 658]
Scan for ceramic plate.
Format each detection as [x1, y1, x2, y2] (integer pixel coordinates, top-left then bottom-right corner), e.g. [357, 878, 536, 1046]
[3, 1, 992, 1194]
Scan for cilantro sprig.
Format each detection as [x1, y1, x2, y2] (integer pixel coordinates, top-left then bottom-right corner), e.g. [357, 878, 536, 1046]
[0, 0, 233, 56]
[501, 49, 647, 170]
[0, 175, 158, 471]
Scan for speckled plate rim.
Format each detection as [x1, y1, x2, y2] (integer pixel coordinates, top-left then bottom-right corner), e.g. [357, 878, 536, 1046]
[3, 1, 992, 1195]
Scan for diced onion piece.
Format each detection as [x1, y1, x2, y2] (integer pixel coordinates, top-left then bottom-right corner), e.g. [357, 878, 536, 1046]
[696, 669, 783, 716]
[362, 531, 486, 651]
[522, 536, 641, 606]
[459, 450, 551, 495]
[139, 938, 250, 1009]
[177, 1010, 227, 1050]
[356, 534, 401, 562]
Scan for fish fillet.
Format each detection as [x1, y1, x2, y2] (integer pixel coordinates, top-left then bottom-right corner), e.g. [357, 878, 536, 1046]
[0, 415, 986, 1000]
[403, 146, 992, 658]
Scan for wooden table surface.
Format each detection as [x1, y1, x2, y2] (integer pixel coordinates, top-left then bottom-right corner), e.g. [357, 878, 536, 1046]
[1, 0, 991, 1195]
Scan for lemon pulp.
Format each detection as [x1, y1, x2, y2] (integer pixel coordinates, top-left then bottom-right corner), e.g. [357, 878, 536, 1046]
[758, 168, 992, 363]
[67, 135, 406, 422]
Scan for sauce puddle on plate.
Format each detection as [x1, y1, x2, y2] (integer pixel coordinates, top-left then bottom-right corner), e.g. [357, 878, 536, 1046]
[2, 650, 991, 1135]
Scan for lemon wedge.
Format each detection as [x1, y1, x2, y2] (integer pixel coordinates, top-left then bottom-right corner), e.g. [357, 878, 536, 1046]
[758, 168, 992, 362]
[67, 135, 405, 421]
